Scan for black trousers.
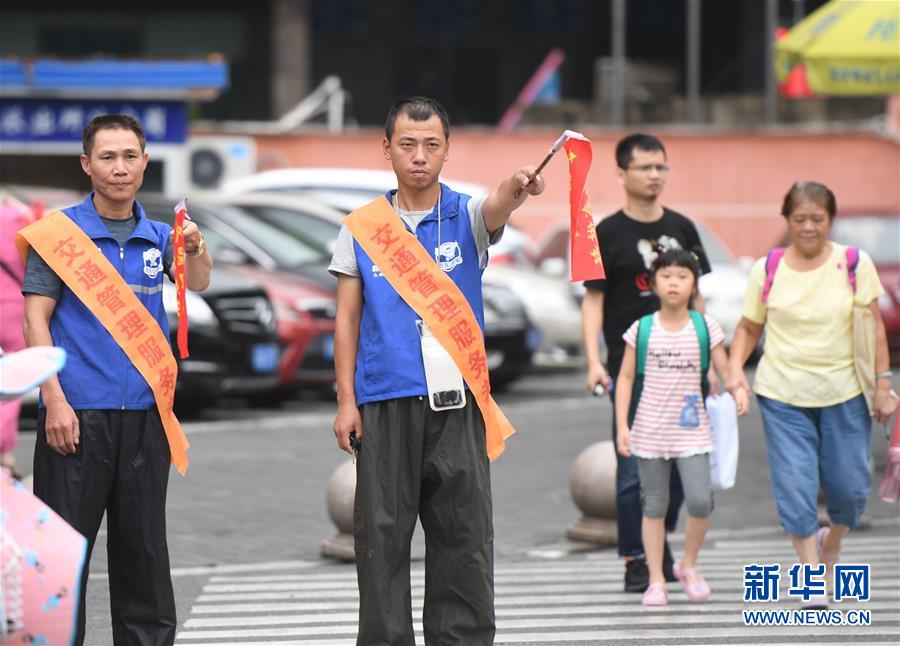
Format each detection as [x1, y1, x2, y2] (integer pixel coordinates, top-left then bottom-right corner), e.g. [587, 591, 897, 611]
[354, 397, 495, 646]
[33, 408, 176, 646]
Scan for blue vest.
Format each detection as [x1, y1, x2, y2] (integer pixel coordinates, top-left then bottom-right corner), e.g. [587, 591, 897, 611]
[45, 194, 171, 410]
[353, 185, 485, 405]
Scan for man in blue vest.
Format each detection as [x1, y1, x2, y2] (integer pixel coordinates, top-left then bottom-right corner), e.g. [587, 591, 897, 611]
[329, 96, 545, 645]
[22, 114, 212, 646]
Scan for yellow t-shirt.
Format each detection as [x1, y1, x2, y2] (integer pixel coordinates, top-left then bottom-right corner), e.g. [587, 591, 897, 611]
[742, 243, 884, 407]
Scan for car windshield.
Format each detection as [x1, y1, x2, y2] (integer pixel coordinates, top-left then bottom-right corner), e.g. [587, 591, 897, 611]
[215, 205, 331, 266]
[239, 205, 340, 253]
[147, 202, 329, 267]
[831, 216, 900, 265]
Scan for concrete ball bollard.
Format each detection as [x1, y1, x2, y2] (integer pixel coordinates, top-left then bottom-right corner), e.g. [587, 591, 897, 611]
[567, 440, 618, 546]
[321, 458, 357, 561]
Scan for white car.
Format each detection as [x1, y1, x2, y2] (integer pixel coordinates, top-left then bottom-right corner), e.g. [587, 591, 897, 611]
[219, 169, 586, 366]
[222, 167, 488, 204]
[222, 168, 536, 269]
[534, 220, 750, 346]
[695, 225, 751, 347]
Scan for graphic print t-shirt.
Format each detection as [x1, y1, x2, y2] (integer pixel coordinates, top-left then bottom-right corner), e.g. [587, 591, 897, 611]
[623, 313, 724, 459]
[583, 208, 711, 377]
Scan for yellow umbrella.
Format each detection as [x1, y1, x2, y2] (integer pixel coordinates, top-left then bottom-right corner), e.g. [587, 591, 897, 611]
[775, 0, 900, 95]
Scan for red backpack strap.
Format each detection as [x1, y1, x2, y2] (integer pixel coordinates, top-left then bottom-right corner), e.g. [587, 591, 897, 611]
[845, 246, 859, 294]
[761, 247, 786, 304]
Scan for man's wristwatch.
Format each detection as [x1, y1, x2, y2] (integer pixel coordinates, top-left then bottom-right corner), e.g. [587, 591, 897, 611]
[187, 234, 206, 257]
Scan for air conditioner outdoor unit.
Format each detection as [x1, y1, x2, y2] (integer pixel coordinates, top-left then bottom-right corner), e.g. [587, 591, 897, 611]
[186, 136, 257, 191]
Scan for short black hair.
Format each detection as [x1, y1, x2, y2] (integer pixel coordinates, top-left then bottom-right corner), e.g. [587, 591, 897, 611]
[82, 114, 146, 157]
[615, 133, 666, 169]
[385, 96, 450, 142]
[650, 248, 700, 286]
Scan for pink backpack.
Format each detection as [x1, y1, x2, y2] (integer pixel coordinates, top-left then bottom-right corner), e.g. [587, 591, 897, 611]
[760, 246, 860, 304]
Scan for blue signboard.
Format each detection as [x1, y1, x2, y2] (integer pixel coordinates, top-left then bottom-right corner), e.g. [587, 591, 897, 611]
[0, 99, 187, 144]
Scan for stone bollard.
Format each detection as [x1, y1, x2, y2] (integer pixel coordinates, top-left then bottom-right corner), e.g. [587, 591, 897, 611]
[567, 440, 618, 546]
[321, 458, 356, 561]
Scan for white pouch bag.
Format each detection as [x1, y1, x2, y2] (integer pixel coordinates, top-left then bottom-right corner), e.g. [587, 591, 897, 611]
[706, 392, 739, 490]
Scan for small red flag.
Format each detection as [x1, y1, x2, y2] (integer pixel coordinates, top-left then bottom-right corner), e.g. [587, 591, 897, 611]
[564, 133, 604, 282]
[173, 198, 189, 359]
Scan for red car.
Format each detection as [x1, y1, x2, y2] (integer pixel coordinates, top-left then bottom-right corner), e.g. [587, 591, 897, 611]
[226, 264, 336, 398]
[831, 212, 900, 364]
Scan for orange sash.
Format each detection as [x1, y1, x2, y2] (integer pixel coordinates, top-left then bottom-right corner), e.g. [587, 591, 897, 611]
[16, 211, 190, 475]
[345, 197, 515, 461]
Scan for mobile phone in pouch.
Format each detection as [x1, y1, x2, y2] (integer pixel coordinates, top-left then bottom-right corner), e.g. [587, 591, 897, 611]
[417, 319, 466, 411]
[433, 389, 463, 409]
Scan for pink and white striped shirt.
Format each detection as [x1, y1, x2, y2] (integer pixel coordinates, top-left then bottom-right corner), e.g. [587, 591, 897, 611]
[623, 313, 725, 459]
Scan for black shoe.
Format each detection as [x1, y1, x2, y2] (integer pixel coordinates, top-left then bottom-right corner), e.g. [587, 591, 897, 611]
[624, 557, 649, 593]
[663, 542, 678, 582]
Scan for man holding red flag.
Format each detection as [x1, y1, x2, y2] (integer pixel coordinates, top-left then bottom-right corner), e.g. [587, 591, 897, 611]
[20, 114, 211, 645]
[581, 133, 711, 593]
[330, 96, 544, 645]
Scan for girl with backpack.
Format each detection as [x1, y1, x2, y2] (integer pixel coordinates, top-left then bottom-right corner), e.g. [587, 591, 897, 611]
[727, 181, 897, 610]
[615, 249, 748, 606]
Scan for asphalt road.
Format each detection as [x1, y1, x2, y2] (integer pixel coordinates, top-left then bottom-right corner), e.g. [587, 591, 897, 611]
[11, 368, 900, 645]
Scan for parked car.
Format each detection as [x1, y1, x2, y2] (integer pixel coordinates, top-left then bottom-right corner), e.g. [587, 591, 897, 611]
[226, 264, 337, 399]
[162, 266, 281, 409]
[534, 219, 750, 347]
[221, 167, 488, 204]
[221, 168, 534, 268]
[142, 195, 535, 388]
[219, 174, 583, 366]
[138, 196, 338, 399]
[807, 212, 899, 364]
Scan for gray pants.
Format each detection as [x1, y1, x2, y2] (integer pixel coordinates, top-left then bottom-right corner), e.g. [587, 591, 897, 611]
[354, 396, 494, 646]
[638, 454, 713, 519]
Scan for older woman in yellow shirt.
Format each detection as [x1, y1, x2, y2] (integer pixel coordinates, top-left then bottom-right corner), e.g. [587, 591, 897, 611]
[728, 181, 897, 609]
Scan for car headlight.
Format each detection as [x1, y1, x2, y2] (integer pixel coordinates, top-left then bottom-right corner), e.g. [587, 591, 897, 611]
[482, 284, 526, 317]
[273, 300, 302, 324]
[295, 297, 337, 320]
[162, 284, 218, 327]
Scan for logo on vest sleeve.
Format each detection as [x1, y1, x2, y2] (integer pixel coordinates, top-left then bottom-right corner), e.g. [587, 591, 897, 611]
[143, 247, 163, 279]
[371, 264, 384, 279]
[435, 241, 462, 272]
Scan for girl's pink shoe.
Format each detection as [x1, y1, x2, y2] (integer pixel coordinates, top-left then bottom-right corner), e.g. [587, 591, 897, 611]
[674, 561, 711, 602]
[641, 582, 668, 606]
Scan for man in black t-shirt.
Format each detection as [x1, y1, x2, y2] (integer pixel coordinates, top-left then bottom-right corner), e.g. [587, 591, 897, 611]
[581, 133, 711, 593]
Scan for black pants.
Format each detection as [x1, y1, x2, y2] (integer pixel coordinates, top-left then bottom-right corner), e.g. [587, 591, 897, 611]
[354, 397, 494, 646]
[33, 408, 176, 646]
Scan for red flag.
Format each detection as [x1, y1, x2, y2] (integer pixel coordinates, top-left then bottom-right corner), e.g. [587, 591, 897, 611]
[564, 134, 604, 282]
[173, 198, 189, 358]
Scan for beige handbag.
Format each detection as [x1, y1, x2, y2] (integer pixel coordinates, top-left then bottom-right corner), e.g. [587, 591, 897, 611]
[853, 304, 877, 416]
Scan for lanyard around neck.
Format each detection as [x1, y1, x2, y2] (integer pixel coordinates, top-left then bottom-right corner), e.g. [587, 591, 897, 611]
[393, 187, 442, 263]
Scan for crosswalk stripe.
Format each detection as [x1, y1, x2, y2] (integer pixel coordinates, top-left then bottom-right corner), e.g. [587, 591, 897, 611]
[199, 562, 899, 592]
[189, 589, 900, 616]
[205, 555, 899, 586]
[197, 579, 897, 603]
[176, 532, 900, 644]
[178, 642, 900, 646]
[183, 601, 900, 628]
[177, 619, 900, 642]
